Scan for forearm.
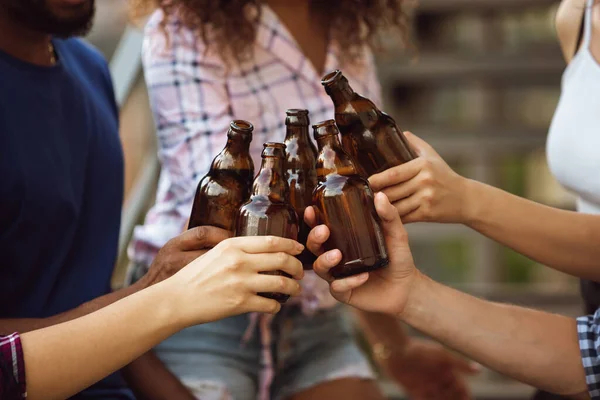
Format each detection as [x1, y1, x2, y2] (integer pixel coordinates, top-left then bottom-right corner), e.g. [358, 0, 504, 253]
[0, 276, 151, 334]
[465, 179, 600, 280]
[122, 351, 196, 400]
[402, 273, 588, 397]
[21, 280, 180, 400]
[353, 309, 410, 349]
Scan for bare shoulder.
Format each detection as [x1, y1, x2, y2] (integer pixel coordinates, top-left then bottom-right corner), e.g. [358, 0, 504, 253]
[555, 0, 587, 62]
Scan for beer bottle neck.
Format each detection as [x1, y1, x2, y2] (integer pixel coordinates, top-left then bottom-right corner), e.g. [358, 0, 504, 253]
[252, 157, 288, 201]
[326, 80, 354, 107]
[285, 125, 311, 142]
[315, 135, 359, 178]
[224, 136, 251, 155]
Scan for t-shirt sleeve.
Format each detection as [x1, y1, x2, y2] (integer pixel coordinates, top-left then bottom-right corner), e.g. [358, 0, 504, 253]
[578, 309, 600, 399]
[0, 333, 26, 399]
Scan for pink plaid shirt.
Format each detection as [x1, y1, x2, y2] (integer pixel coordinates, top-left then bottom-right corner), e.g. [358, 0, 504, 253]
[129, 8, 382, 398]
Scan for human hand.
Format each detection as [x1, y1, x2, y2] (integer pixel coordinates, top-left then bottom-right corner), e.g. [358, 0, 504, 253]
[378, 338, 479, 400]
[165, 236, 304, 327]
[143, 226, 231, 287]
[305, 192, 418, 317]
[368, 132, 474, 224]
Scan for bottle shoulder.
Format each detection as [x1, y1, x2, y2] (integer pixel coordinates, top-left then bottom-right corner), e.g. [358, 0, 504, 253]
[315, 173, 367, 194]
[239, 196, 297, 219]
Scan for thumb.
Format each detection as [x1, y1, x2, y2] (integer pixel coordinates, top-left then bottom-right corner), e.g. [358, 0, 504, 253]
[175, 226, 232, 251]
[404, 131, 435, 158]
[374, 192, 416, 278]
[374, 192, 408, 246]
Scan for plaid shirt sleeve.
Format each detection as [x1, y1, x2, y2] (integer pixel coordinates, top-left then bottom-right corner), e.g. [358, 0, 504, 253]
[0, 333, 26, 399]
[578, 309, 600, 399]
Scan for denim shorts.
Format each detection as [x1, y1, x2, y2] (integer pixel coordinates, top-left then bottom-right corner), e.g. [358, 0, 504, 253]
[155, 305, 374, 400]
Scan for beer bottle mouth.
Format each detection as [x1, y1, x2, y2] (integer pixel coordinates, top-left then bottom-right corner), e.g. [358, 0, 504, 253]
[312, 119, 339, 140]
[286, 109, 309, 116]
[231, 120, 254, 133]
[285, 109, 310, 127]
[262, 142, 287, 158]
[321, 70, 343, 87]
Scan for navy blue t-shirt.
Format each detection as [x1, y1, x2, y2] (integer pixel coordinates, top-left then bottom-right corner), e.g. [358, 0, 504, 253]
[0, 39, 134, 399]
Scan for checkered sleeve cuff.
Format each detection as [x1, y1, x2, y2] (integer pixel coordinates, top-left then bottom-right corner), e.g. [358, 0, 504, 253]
[578, 310, 600, 399]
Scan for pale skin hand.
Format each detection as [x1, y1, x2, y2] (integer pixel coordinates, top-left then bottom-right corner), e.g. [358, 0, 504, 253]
[21, 235, 304, 400]
[307, 193, 590, 398]
[0, 225, 232, 335]
[304, 200, 477, 400]
[368, 131, 469, 224]
[368, 132, 600, 281]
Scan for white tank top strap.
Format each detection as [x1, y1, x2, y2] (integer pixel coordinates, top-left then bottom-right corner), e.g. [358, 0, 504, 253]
[583, 0, 595, 47]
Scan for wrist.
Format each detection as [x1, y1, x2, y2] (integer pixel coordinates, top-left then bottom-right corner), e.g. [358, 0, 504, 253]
[145, 280, 185, 336]
[396, 271, 431, 324]
[135, 268, 157, 290]
[460, 178, 484, 227]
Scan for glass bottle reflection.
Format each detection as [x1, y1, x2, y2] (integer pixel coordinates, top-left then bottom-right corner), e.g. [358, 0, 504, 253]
[312, 120, 389, 278]
[235, 142, 299, 303]
[322, 69, 416, 178]
[188, 120, 255, 231]
[284, 109, 318, 269]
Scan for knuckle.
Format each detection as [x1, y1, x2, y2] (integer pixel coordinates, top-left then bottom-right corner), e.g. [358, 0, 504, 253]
[277, 251, 288, 264]
[387, 167, 399, 181]
[277, 275, 288, 291]
[226, 254, 244, 272]
[267, 236, 281, 248]
[230, 291, 245, 309]
[193, 226, 208, 243]
[421, 171, 434, 185]
[422, 188, 435, 202]
[270, 301, 281, 314]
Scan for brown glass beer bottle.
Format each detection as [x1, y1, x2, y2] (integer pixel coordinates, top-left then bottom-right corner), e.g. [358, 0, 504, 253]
[235, 142, 299, 303]
[312, 120, 389, 278]
[321, 69, 417, 178]
[284, 109, 318, 270]
[188, 120, 255, 231]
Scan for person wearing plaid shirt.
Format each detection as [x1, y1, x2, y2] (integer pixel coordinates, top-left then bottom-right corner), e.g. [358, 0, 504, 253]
[126, 1, 477, 400]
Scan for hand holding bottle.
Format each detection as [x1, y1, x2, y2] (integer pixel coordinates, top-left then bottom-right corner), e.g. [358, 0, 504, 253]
[368, 132, 474, 224]
[305, 192, 418, 317]
[162, 235, 304, 329]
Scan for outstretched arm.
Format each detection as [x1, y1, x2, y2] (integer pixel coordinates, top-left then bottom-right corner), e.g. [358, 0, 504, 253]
[368, 132, 600, 281]
[306, 194, 590, 398]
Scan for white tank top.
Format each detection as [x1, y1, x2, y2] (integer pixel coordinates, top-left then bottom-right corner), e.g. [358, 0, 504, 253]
[547, 0, 600, 214]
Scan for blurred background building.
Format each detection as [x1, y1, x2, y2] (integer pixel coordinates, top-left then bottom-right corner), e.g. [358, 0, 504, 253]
[88, 1, 580, 398]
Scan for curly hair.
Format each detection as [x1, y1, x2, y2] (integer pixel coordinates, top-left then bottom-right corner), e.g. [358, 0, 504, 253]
[131, 0, 410, 66]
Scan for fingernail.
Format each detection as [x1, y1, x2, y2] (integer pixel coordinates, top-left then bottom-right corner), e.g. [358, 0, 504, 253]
[326, 251, 338, 262]
[295, 242, 305, 252]
[471, 362, 482, 372]
[317, 225, 328, 238]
